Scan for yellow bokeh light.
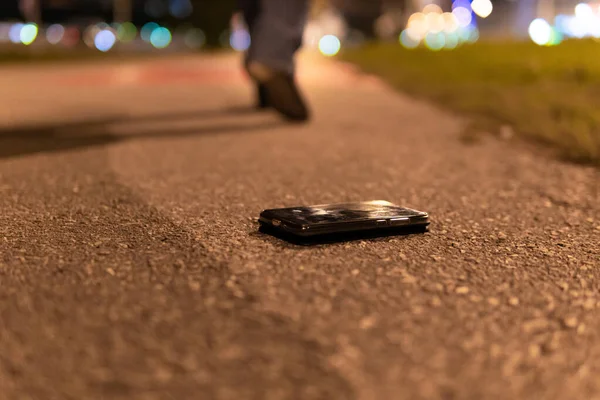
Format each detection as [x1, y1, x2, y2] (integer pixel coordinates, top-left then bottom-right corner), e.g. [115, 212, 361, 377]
[426, 12, 445, 34]
[442, 12, 459, 33]
[423, 4, 443, 14]
[406, 13, 428, 40]
[408, 12, 426, 26]
[403, 6, 480, 51]
[405, 26, 424, 41]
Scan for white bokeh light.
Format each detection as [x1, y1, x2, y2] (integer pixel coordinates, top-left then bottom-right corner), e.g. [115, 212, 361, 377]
[471, 0, 493, 18]
[528, 18, 552, 45]
[452, 7, 473, 27]
[318, 34, 341, 56]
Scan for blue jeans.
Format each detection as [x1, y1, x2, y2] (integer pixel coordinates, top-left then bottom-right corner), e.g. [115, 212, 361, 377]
[238, 0, 309, 75]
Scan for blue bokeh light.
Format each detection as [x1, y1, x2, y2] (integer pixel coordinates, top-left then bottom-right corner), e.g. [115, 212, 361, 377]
[95, 29, 117, 52]
[150, 27, 172, 48]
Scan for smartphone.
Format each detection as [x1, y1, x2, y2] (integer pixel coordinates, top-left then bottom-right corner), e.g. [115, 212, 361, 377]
[258, 200, 429, 244]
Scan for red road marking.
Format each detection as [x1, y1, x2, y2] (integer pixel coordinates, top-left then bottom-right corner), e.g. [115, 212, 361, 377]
[54, 65, 246, 87]
[47, 61, 374, 88]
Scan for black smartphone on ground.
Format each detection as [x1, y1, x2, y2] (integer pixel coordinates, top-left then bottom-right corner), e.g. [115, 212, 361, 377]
[258, 200, 429, 245]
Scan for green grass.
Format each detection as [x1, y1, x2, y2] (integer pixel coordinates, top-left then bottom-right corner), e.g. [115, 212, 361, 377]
[340, 39, 600, 165]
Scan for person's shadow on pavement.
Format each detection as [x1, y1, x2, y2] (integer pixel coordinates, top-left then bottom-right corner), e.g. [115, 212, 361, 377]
[0, 106, 285, 160]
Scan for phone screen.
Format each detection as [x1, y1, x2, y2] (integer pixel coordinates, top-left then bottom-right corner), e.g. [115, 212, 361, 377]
[270, 201, 426, 225]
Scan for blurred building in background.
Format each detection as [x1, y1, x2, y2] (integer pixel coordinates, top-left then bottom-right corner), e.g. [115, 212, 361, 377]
[0, 1, 21, 19]
[330, 0, 383, 37]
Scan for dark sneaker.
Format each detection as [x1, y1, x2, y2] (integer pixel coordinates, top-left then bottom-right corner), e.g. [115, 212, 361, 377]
[256, 82, 269, 109]
[243, 56, 270, 110]
[248, 62, 310, 122]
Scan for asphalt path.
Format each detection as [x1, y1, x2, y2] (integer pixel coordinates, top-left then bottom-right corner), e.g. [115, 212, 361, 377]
[0, 53, 598, 400]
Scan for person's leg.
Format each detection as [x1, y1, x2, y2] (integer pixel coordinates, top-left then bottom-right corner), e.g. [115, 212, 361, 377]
[237, 0, 269, 109]
[237, 0, 260, 29]
[246, 0, 310, 121]
[248, 0, 308, 75]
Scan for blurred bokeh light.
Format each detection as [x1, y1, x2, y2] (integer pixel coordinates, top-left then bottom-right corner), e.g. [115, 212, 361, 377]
[400, 1, 479, 51]
[150, 27, 172, 48]
[230, 29, 251, 52]
[318, 34, 341, 56]
[9, 23, 24, 44]
[1, 0, 600, 57]
[20, 23, 38, 45]
[117, 22, 137, 43]
[94, 29, 117, 52]
[471, 0, 493, 19]
[141, 22, 159, 42]
[529, 18, 552, 46]
[46, 24, 65, 45]
[184, 28, 206, 49]
[169, 0, 193, 19]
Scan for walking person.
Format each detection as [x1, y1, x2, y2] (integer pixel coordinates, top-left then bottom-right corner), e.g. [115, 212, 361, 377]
[237, 0, 311, 122]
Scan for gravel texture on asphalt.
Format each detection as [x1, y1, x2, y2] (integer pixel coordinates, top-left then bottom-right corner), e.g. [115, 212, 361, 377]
[0, 54, 598, 400]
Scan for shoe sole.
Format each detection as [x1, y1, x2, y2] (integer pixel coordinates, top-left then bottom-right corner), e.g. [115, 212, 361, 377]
[248, 62, 310, 122]
[257, 83, 269, 109]
[262, 74, 309, 122]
